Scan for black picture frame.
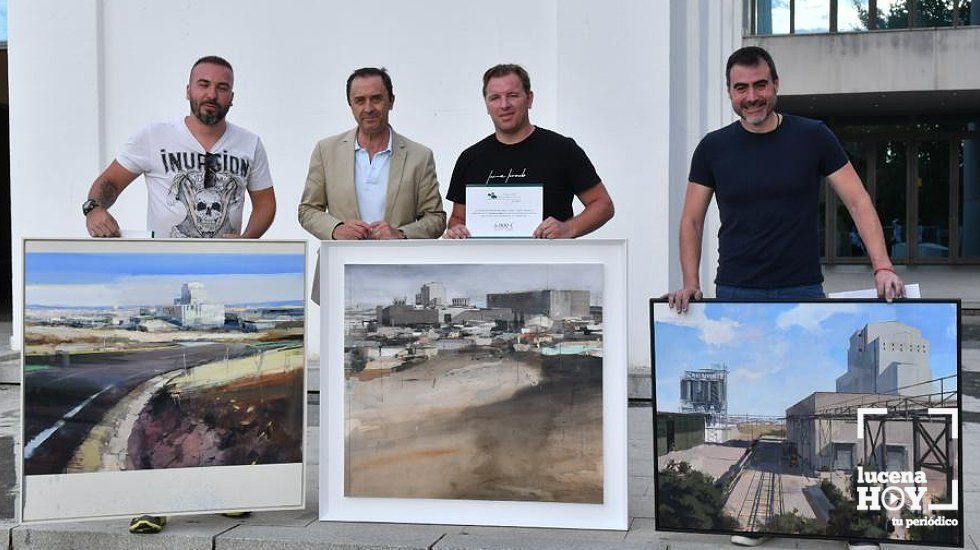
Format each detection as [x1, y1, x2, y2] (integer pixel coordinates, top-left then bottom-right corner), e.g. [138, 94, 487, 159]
[649, 298, 964, 548]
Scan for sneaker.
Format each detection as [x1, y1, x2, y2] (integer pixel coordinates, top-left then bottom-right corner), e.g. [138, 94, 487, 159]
[220, 511, 252, 518]
[129, 515, 167, 534]
[731, 534, 771, 546]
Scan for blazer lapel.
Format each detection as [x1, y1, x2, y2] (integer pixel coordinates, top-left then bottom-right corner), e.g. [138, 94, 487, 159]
[384, 130, 407, 221]
[340, 128, 360, 219]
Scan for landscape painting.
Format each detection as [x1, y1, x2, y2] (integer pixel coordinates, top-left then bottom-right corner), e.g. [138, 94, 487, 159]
[651, 300, 963, 547]
[21, 239, 306, 521]
[343, 263, 604, 503]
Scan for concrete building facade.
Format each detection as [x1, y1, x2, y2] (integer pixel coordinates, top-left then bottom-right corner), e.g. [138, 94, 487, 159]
[786, 392, 914, 472]
[486, 290, 590, 320]
[163, 282, 224, 329]
[379, 304, 439, 327]
[416, 283, 446, 308]
[836, 321, 933, 395]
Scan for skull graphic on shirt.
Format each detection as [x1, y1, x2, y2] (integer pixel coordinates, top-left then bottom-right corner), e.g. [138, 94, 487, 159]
[168, 168, 242, 238]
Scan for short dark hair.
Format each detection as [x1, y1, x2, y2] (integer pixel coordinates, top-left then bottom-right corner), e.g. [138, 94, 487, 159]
[346, 67, 394, 105]
[482, 64, 531, 97]
[725, 46, 778, 86]
[191, 55, 234, 74]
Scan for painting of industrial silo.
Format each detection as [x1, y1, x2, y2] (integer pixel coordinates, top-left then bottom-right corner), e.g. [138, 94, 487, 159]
[23, 241, 306, 479]
[651, 300, 962, 547]
[344, 263, 604, 503]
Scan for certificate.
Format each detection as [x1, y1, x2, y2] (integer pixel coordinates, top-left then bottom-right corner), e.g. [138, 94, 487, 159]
[465, 184, 543, 237]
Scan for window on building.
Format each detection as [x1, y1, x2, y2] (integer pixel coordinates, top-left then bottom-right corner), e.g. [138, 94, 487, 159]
[747, 0, 975, 34]
[0, 0, 6, 44]
[821, 117, 980, 265]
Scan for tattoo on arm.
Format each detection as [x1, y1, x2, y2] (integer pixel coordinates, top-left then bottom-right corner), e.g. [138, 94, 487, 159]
[97, 180, 119, 208]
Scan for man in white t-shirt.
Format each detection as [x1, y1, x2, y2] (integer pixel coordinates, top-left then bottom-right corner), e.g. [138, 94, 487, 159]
[84, 55, 276, 238]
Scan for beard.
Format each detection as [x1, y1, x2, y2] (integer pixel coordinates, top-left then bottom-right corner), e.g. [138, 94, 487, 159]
[191, 99, 229, 126]
[735, 98, 776, 126]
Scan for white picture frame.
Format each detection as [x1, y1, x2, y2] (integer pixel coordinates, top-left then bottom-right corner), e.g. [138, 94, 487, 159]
[21, 238, 308, 522]
[319, 239, 628, 530]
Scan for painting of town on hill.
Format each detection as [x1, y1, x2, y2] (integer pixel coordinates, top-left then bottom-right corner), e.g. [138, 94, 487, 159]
[651, 300, 962, 547]
[343, 263, 604, 504]
[22, 241, 306, 483]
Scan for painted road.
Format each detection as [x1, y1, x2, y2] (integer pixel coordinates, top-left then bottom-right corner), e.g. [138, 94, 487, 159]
[22, 343, 258, 475]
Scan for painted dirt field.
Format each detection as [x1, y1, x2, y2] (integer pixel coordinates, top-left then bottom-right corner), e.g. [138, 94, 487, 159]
[73, 346, 304, 472]
[345, 350, 603, 503]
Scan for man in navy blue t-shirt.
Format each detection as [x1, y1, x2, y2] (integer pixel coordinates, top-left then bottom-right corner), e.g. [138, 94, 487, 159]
[668, 46, 903, 313]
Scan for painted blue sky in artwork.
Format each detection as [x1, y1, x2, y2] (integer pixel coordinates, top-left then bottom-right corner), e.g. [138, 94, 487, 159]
[26, 253, 304, 285]
[652, 301, 959, 417]
[25, 253, 305, 307]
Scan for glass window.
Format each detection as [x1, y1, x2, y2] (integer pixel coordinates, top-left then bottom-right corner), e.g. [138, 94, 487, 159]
[876, 141, 908, 262]
[916, 141, 951, 259]
[961, 134, 980, 258]
[0, 0, 6, 43]
[957, 0, 976, 26]
[914, 0, 957, 27]
[756, 0, 792, 34]
[876, 0, 912, 29]
[796, 0, 831, 32]
[840, 0, 872, 30]
[836, 142, 870, 258]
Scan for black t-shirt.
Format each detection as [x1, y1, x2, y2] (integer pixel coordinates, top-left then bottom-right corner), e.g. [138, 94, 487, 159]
[688, 114, 849, 288]
[446, 127, 601, 221]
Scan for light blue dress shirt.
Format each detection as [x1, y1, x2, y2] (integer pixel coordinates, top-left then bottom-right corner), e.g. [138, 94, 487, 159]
[353, 130, 393, 223]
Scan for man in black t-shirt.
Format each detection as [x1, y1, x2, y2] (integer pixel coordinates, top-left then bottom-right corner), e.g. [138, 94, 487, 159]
[444, 64, 614, 238]
[667, 46, 903, 315]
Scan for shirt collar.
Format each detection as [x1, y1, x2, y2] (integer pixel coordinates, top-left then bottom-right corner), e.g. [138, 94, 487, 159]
[354, 127, 393, 154]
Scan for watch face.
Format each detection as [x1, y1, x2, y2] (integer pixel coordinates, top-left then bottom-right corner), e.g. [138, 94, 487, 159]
[82, 199, 99, 215]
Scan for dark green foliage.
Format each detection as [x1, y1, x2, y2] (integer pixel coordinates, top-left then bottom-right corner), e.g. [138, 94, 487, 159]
[764, 510, 823, 535]
[657, 460, 737, 531]
[904, 495, 962, 545]
[821, 477, 891, 539]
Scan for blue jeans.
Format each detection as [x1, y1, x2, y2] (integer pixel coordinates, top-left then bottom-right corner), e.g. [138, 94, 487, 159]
[715, 283, 825, 300]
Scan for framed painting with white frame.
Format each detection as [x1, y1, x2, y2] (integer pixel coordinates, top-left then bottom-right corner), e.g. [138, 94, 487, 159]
[21, 238, 307, 522]
[320, 239, 628, 529]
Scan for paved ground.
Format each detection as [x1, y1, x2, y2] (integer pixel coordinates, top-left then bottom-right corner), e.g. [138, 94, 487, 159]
[0, 322, 976, 548]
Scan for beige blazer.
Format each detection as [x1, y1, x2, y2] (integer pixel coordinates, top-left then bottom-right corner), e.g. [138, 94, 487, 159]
[298, 127, 446, 240]
[299, 128, 446, 303]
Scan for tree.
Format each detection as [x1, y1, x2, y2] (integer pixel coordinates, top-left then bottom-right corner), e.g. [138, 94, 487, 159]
[855, 0, 972, 29]
[764, 510, 823, 535]
[904, 495, 962, 545]
[657, 460, 738, 531]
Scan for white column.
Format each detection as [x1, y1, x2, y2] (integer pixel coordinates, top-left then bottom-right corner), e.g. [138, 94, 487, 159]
[8, 0, 104, 350]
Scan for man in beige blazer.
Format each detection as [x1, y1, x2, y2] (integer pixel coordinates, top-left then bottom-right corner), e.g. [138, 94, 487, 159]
[299, 67, 446, 301]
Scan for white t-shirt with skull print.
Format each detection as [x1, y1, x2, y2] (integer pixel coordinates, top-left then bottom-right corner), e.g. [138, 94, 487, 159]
[116, 119, 274, 238]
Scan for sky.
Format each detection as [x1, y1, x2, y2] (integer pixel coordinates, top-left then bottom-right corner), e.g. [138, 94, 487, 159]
[767, 0, 907, 33]
[345, 264, 603, 308]
[26, 253, 304, 307]
[652, 301, 959, 417]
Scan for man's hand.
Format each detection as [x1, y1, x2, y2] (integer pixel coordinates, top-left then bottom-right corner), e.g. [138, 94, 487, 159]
[533, 217, 575, 239]
[86, 208, 121, 238]
[666, 286, 703, 313]
[369, 221, 405, 240]
[444, 224, 471, 239]
[874, 268, 905, 302]
[332, 220, 371, 240]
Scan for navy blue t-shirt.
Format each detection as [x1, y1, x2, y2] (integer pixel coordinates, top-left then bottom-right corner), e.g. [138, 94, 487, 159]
[688, 114, 848, 288]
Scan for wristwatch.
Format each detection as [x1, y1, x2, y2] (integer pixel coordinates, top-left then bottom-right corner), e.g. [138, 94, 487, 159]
[82, 199, 101, 216]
